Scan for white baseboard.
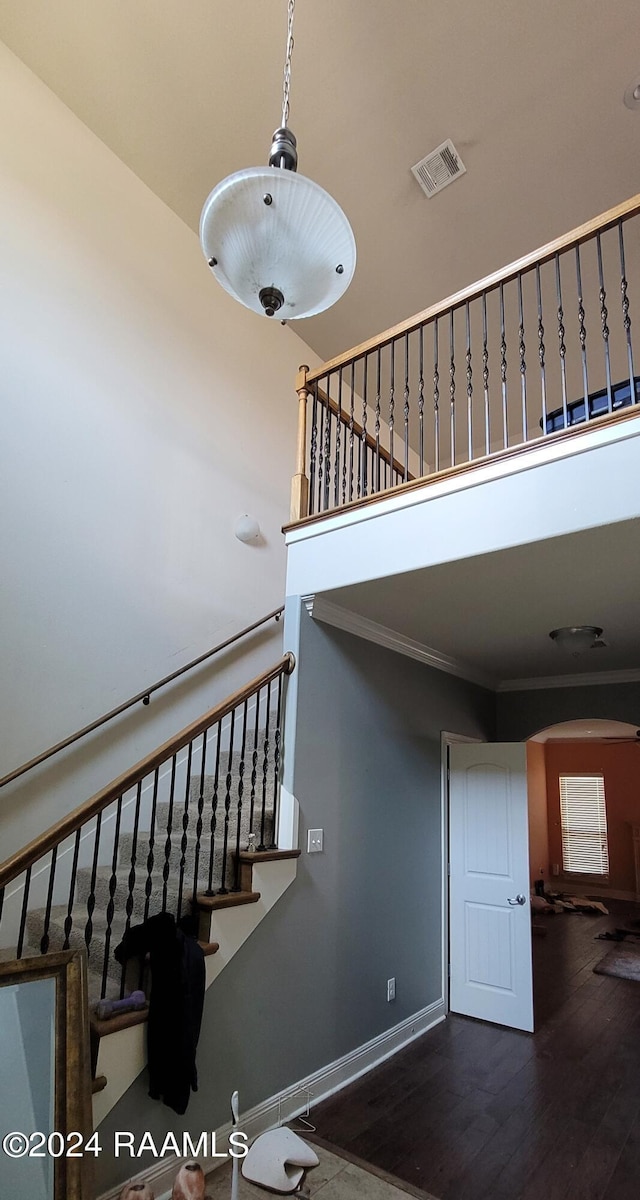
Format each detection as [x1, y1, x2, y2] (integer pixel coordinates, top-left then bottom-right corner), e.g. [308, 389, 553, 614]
[96, 997, 446, 1200]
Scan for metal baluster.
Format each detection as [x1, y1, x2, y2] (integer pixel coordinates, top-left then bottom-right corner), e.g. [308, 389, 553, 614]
[596, 233, 612, 412]
[84, 811, 103, 958]
[465, 303, 473, 461]
[482, 292, 490, 455]
[361, 356, 368, 497]
[249, 690, 261, 833]
[161, 756, 177, 912]
[218, 710, 236, 893]
[388, 342, 395, 480]
[449, 309, 456, 465]
[403, 333, 410, 481]
[62, 829, 81, 950]
[101, 795, 123, 998]
[191, 731, 209, 903]
[206, 725, 223, 894]
[375, 348, 382, 493]
[309, 390, 318, 516]
[517, 273, 527, 442]
[619, 220, 635, 399]
[536, 266, 548, 435]
[555, 253, 569, 429]
[575, 245, 589, 416]
[356, 408, 362, 500]
[323, 381, 332, 512]
[0, 886, 5, 931]
[341, 370, 348, 506]
[499, 283, 508, 447]
[334, 371, 342, 508]
[17, 865, 32, 958]
[433, 319, 440, 471]
[40, 847, 58, 954]
[348, 361, 355, 502]
[176, 744, 193, 920]
[418, 325, 425, 476]
[259, 681, 272, 851]
[269, 674, 284, 850]
[232, 701, 249, 889]
[143, 768, 160, 923]
[317, 398, 325, 514]
[120, 780, 142, 995]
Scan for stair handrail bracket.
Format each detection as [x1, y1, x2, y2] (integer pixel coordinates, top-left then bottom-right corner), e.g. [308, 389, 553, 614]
[0, 653, 295, 1004]
[290, 192, 640, 521]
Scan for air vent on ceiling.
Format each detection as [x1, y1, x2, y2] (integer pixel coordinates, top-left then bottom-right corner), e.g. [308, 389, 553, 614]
[411, 139, 466, 198]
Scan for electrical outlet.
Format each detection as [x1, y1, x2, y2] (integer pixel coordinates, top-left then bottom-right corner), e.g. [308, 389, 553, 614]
[307, 828, 324, 853]
[387, 977, 396, 1002]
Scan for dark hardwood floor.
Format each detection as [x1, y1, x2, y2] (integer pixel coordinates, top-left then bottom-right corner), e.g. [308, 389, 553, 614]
[311, 900, 640, 1200]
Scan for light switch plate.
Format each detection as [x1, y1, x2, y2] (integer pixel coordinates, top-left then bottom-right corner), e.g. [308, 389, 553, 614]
[307, 828, 324, 853]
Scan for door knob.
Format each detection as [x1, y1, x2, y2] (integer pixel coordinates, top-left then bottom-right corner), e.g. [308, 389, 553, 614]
[507, 894, 526, 906]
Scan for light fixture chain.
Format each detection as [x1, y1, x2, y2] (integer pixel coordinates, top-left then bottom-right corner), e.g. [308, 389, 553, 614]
[282, 0, 296, 129]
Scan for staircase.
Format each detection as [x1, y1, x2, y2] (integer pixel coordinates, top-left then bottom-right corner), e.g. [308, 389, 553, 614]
[0, 654, 298, 1124]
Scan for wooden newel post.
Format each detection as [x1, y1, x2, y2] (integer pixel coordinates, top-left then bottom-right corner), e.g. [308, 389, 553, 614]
[290, 364, 310, 521]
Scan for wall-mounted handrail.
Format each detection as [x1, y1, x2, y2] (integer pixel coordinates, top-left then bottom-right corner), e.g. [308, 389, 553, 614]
[0, 653, 295, 890]
[0, 606, 284, 790]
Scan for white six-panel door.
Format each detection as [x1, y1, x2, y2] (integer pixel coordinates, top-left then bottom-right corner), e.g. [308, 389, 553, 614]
[449, 743, 533, 1032]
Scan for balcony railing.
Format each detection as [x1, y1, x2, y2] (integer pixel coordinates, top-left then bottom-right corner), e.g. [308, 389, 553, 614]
[289, 193, 640, 522]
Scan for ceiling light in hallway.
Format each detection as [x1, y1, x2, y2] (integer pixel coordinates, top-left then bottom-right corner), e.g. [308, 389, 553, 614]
[549, 625, 606, 655]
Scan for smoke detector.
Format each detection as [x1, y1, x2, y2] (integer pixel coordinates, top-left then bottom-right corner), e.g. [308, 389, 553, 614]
[411, 139, 466, 198]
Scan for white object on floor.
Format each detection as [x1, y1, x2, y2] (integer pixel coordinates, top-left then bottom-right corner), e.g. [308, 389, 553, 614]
[242, 1128, 319, 1194]
[230, 1090, 240, 1200]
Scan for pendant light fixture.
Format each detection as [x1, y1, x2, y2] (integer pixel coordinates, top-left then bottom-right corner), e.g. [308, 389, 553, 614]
[199, 0, 356, 320]
[549, 626, 606, 656]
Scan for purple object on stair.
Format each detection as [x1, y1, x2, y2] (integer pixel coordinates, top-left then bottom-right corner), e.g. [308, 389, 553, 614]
[95, 989, 147, 1021]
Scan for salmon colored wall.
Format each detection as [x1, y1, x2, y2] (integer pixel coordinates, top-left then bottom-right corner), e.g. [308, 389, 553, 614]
[545, 741, 639, 894]
[527, 741, 549, 884]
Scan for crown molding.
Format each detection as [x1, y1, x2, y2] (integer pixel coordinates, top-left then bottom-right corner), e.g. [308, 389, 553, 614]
[302, 597, 640, 694]
[306, 595, 495, 691]
[498, 667, 640, 692]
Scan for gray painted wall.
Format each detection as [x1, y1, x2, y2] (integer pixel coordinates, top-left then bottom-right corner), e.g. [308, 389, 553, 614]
[96, 609, 494, 1193]
[496, 681, 640, 741]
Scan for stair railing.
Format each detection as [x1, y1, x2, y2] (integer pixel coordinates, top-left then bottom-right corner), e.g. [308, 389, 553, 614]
[0, 654, 295, 1001]
[0, 606, 284, 790]
[289, 193, 640, 521]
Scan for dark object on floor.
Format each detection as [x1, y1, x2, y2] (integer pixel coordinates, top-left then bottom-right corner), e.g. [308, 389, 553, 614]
[115, 912, 205, 1114]
[594, 944, 640, 982]
[596, 931, 626, 941]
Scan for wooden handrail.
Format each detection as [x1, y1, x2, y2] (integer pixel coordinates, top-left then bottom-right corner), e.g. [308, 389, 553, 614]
[0, 606, 284, 790]
[306, 192, 640, 383]
[313, 384, 414, 481]
[0, 654, 295, 890]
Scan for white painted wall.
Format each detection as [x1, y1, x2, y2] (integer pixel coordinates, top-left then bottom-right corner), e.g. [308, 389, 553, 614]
[0, 43, 319, 858]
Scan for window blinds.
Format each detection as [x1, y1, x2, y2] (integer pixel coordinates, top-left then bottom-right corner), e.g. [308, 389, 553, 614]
[559, 774, 609, 875]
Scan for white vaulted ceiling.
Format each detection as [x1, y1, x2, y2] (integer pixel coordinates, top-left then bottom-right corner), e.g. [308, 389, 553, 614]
[0, 0, 639, 362]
